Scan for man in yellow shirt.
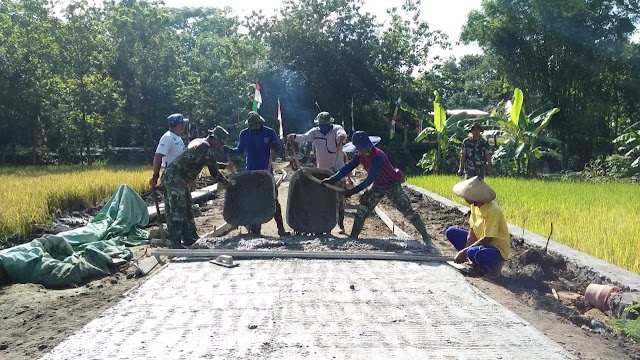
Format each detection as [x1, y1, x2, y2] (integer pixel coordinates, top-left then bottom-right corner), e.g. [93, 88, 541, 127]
[446, 176, 510, 278]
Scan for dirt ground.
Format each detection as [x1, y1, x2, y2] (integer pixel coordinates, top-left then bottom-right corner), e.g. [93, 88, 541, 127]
[378, 188, 640, 360]
[1, 168, 639, 360]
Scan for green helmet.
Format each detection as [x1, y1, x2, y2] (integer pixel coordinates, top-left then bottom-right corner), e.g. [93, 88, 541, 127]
[208, 126, 229, 139]
[314, 111, 334, 125]
[246, 111, 265, 129]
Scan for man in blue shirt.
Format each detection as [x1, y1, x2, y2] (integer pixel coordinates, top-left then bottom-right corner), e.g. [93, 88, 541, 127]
[224, 112, 290, 236]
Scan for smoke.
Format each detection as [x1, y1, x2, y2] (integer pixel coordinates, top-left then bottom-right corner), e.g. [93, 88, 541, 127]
[255, 69, 317, 134]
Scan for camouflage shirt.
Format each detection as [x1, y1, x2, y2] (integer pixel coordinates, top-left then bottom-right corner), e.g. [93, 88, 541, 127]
[163, 139, 223, 183]
[461, 137, 491, 175]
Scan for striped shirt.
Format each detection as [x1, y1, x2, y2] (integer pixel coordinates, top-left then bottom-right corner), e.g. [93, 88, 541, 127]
[334, 147, 403, 192]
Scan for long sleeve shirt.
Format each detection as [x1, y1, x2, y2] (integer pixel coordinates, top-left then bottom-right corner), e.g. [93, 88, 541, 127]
[333, 147, 402, 192]
[229, 126, 281, 172]
[292, 124, 347, 171]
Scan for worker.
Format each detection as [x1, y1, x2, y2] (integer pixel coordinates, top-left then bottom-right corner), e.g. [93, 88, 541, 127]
[322, 131, 432, 246]
[149, 113, 188, 188]
[287, 111, 348, 234]
[446, 176, 510, 278]
[208, 126, 234, 172]
[224, 111, 291, 236]
[162, 129, 233, 249]
[458, 122, 493, 179]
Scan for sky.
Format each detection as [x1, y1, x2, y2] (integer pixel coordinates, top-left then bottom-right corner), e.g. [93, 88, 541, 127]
[161, 0, 484, 61]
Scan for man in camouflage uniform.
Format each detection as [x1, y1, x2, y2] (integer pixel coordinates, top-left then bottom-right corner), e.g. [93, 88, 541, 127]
[458, 123, 493, 179]
[322, 131, 433, 246]
[162, 127, 233, 249]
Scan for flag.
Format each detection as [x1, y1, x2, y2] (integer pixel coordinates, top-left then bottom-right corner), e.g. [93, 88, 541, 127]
[277, 98, 283, 139]
[351, 96, 355, 134]
[253, 81, 262, 111]
[390, 94, 401, 139]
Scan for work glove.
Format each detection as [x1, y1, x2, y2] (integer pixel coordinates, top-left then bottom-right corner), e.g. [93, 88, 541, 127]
[223, 145, 232, 154]
[342, 187, 358, 198]
[322, 176, 337, 186]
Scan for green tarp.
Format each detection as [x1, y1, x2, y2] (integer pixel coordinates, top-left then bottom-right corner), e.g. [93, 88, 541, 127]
[0, 184, 150, 287]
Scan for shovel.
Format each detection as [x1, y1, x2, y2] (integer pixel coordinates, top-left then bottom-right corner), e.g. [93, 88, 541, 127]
[301, 169, 345, 192]
[151, 187, 166, 242]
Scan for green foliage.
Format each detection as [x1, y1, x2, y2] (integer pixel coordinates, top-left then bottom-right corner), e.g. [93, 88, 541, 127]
[610, 304, 640, 341]
[481, 88, 561, 176]
[614, 125, 640, 170]
[404, 91, 472, 174]
[461, 0, 640, 166]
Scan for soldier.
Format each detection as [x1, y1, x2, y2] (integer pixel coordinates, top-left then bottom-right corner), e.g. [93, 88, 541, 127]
[224, 111, 291, 236]
[162, 129, 233, 249]
[322, 131, 433, 246]
[446, 176, 510, 278]
[458, 122, 493, 179]
[149, 113, 188, 188]
[287, 111, 348, 234]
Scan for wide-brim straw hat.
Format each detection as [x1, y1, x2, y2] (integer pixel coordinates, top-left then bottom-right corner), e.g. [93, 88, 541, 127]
[452, 176, 496, 203]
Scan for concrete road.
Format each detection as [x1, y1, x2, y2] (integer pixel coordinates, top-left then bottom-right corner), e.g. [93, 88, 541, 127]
[41, 259, 573, 360]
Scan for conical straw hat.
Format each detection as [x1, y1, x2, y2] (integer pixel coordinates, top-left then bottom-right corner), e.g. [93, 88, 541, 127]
[452, 176, 496, 203]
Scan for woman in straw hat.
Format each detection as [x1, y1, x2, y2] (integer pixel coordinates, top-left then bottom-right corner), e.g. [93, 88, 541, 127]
[447, 176, 510, 278]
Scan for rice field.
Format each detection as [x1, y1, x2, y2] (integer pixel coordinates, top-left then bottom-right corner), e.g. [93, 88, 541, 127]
[0, 165, 150, 243]
[408, 175, 640, 274]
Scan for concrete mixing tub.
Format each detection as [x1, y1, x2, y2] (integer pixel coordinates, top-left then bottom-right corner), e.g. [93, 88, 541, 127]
[287, 168, 337, 233]
[223, 170, 276, 226]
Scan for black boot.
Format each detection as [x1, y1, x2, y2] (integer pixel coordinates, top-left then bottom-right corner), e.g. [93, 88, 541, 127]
[168, 220, 186, 249]
[274, 201, 290, 236]
[349, 216, 365, 239]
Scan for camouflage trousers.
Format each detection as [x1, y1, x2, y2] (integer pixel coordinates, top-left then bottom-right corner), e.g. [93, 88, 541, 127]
[356, 182, 418, 221]
[465, 166, 486, 179]
[162, 174, 198, 245]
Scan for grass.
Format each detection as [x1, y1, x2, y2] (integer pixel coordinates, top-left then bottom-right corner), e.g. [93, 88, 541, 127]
[610, 305, 640, 341]
[408, 175, 640, 274]
[0, 165, 149, 244]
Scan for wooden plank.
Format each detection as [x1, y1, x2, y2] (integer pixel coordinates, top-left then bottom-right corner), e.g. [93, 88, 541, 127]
[148, 183, 218, 219]
[374, 206, 412, 239]
[201, 223, 237, 238]
[150, 249, 448, 262]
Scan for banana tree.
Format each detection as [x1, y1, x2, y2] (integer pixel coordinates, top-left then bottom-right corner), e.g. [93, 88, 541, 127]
[402, 91, 469, 174]
[483, 88, 562, 176]
[614, 125, 640, 170]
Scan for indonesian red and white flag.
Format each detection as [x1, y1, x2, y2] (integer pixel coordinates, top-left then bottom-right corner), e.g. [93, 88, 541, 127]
[277, 98, 283, 138]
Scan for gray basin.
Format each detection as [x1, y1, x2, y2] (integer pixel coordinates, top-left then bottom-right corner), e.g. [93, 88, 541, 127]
[287, 168, 337, 233]
[223, 170, 276, 226]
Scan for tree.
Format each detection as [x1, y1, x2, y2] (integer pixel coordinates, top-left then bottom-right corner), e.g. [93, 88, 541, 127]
[462, 0, 640, 166]
[487, 88, 562, 176]
[403, 91, 470, 174]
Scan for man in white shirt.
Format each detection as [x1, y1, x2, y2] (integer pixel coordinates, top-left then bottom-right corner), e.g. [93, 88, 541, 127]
[149, 113, 188, 188]
[287, 111, 348, 233]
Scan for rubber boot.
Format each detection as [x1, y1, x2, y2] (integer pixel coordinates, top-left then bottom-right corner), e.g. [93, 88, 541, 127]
[168, 220, 186, 249]
[274, 201, 291, 236]
[249, 224, 261, 235]
[349, 216, 365, 239]
[182, 221, 197, 247]
[410, 217, 433, 247]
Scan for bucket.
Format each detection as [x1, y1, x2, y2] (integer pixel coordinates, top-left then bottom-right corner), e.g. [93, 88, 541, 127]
[584, 284, 618, 311]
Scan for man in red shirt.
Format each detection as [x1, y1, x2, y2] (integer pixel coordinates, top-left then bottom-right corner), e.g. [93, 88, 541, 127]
[323, 131, 432, 246]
